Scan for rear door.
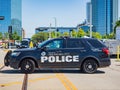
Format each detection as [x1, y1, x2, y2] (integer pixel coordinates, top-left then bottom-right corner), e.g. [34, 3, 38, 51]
[61, 38, 86, 68]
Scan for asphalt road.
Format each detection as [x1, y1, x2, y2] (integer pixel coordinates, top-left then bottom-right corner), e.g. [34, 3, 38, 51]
[0, 49, 120, 90]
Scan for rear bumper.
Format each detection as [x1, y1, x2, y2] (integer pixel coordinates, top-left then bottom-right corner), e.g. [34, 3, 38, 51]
[99, 58, 111, 67]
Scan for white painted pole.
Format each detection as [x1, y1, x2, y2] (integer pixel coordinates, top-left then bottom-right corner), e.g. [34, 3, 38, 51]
[90, 3, 92, 38]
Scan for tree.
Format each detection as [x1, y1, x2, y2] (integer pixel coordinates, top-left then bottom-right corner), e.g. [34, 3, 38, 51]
[77, 28, 86, 37]
[108, 32, 115, 39]
[114, 20, 120, 36]
[56, 32, 61, 37]
[63, 32, 69, 37]
[12, 31, 21, 40]
[32, 32, 48, 43]
[71, 29, 77, 37]
[0, 32, 3, 40]
[115, 20, 120, 27]
[51, 31, 55, 38]
[92, 32, 102, 39]
[4, 32, 9, 40]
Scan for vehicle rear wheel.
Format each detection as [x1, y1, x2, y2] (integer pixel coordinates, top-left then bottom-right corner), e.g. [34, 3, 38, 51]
[21, 59, 35, 73]
[82, 59, 98, 74]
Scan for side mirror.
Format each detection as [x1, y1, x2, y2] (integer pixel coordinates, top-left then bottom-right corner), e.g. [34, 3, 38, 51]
[36, 45, 38, 48]
[41, 46, 47, 51]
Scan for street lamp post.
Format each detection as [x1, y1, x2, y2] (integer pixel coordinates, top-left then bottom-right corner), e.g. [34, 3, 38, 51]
[49, 23, 52, 39]
[53, 17, 57, 37]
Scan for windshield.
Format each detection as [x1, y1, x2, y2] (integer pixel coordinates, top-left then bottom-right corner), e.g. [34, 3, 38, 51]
[38, 40, 49, 48]
[21, 41, 29, 45]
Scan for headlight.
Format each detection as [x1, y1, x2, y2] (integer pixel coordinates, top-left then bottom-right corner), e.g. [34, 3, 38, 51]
[11, 52, 21, 56]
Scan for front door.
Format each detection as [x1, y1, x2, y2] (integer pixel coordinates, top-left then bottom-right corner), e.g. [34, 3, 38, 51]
[40, 39, 64, 68]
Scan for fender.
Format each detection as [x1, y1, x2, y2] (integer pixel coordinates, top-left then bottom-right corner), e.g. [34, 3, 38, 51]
[80, 55, 100, 67]
[18, 55, 39, 68]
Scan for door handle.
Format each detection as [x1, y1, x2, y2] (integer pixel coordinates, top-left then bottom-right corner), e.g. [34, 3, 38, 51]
[56, 51, 62, 53]
[80, 50, 86, 52]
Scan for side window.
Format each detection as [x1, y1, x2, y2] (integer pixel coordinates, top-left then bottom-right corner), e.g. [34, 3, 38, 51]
[46, 40, 63, 49]
[87, 39, 105, 48]
[67, 39, 84, 48]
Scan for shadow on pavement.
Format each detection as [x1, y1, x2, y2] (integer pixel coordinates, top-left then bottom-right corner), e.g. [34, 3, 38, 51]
[0, 70, 23, 74]
[0, 69, 105, 74]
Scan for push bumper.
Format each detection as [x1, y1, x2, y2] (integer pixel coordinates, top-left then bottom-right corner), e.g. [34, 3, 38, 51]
[4, 52, 20, 69]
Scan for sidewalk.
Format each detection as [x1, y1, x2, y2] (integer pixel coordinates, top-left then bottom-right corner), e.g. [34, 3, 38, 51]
[0, 49, 7, 65]
[108, 59, 120, 72]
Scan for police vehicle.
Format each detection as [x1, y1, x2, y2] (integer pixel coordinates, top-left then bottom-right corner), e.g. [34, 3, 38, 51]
[4, 37, 111, 74]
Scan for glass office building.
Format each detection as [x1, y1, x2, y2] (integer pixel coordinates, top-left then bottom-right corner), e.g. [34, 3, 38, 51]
[91, 0, 118, 35]
[0, 0, 22, 36]
[86, 2, 91, 24]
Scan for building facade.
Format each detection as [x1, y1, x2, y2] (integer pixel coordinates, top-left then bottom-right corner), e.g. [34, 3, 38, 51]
[0, 0, 22, 36]
[91, 0, 118, 35]
[35, 27, 77, 34]
[86, 2, 91, 24]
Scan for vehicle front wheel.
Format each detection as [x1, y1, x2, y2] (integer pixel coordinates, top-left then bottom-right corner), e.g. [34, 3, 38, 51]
[21, 59, 35, 74]
[82, 59, 98, 74]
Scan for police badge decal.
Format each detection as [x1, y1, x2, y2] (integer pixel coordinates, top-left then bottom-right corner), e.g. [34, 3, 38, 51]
[41, 52, 46, 56]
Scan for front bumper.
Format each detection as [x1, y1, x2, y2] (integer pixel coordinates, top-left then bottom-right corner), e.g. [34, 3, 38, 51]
[4, 54, 20, 69]
[4, 50, 12, 66]
[9, 57, 20, 69]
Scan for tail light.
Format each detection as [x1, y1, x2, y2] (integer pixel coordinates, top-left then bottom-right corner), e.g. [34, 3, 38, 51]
[102, 48, 109, 55]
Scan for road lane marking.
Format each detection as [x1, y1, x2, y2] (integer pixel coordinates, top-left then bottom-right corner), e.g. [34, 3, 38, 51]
[0, 75, 55, 87]
[28, 75, 56, 83]
[3, 49, 9, 52]
[0, 81, 22, 87]
[0, 65, 5, 71]
[0, 73, 78, 90]
[0, 64, 3, 67]
[56, 74, 78, 90]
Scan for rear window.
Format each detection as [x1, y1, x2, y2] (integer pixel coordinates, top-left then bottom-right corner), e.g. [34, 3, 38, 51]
[86, 39, 105, 48]
[21, 41, 29, 45]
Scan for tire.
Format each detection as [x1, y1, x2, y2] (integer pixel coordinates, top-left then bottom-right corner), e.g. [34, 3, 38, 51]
[82, 59, 98, 74]
[4, 50, 12, 66]
[21, 59, 35, 74]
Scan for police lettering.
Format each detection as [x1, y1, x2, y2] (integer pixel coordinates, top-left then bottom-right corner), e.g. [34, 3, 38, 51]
[41, 55, 79, 63]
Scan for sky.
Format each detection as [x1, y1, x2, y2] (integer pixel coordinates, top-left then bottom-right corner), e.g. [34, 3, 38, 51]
[22, 0, 120, 38]
[22, 0, 90, 38]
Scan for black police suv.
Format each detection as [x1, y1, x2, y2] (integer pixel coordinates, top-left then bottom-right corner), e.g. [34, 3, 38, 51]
[4, 37, 111, 74]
